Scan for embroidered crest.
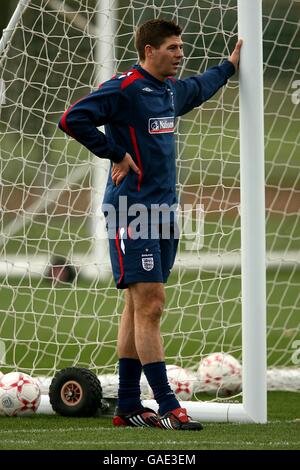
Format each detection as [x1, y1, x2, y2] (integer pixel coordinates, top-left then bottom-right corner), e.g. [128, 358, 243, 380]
[142, 256, 154, 271]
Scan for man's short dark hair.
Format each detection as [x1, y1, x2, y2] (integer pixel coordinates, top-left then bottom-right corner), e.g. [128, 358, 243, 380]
[135, 19, 182, 62]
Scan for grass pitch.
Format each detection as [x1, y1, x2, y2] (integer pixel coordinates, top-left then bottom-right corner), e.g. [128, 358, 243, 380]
[0, 392, 299, 450]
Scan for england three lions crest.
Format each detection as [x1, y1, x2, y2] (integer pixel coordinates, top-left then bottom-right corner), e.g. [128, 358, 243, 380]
[142, 256, 154, 271]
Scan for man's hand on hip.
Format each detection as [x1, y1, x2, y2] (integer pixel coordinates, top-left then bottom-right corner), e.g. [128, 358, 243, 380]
[111, 152, 140, 186]
[228, 39, 243, 71]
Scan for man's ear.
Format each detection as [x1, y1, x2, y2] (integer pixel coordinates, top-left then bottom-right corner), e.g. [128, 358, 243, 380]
[144, 44, 154, 59]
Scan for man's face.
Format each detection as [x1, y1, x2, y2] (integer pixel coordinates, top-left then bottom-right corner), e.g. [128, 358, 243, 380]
[146, 35, 184, 78]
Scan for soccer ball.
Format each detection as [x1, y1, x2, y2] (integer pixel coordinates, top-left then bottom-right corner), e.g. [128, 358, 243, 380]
[0, 372, 4, 416]
[0, 371, 41, 416]
[197, 352, 242, 397]
[166, 364, 196, 401]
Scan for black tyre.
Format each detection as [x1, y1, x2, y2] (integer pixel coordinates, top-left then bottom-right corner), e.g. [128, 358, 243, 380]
[49, 367, 102, 417]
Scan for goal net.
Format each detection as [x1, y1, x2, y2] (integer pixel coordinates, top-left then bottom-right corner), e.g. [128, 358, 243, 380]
[0, 0, 299, 416]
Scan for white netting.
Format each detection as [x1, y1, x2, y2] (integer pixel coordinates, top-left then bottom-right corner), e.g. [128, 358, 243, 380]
[0, 0, 299, 396]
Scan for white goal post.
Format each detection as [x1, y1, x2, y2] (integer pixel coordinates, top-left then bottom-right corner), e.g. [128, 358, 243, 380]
[238, 0, 266, 423]
[0, 0, 299, 423]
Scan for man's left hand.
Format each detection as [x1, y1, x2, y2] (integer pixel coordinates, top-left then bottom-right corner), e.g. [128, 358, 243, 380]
[229, 39, 243, 71]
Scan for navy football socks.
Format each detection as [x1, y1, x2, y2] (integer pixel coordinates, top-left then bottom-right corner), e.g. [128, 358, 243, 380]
[143, 361, 180, 416]
[117, 358, 143, 413]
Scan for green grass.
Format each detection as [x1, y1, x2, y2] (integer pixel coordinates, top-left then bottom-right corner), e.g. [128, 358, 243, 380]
[0, 269, 299, 374]
[0, 392, 299, 450]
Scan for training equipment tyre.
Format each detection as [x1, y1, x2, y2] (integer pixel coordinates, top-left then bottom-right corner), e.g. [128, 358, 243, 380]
[49, 367, 102, 417]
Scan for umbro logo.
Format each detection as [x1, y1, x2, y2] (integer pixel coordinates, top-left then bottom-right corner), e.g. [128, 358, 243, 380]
[142, 87, 153, 92]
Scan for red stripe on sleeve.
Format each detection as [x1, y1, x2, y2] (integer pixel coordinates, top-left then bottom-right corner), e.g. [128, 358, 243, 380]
[60, 100, 82, 138]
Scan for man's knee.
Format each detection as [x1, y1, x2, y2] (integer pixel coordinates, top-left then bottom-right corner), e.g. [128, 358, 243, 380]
[146, 295, 165, 320]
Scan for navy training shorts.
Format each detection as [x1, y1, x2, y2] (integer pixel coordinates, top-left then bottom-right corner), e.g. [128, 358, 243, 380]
[108, 223, 179, 289]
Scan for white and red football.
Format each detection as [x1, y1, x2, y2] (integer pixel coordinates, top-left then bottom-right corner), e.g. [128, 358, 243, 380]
[0, 371, 41, 416]
[197, 352, 242, 397]
[166, 364, 196, 400]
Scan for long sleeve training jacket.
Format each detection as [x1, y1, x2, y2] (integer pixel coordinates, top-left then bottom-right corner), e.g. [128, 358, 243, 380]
[59, 61, 235, 211]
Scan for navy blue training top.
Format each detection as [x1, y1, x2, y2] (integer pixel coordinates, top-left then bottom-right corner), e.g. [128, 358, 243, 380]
[58, 61, 235, 211]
